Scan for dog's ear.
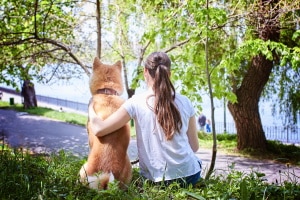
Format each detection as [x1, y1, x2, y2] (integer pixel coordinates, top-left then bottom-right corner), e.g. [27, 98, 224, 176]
[93, 57, 102, 70]
[114, 60, 122, 71]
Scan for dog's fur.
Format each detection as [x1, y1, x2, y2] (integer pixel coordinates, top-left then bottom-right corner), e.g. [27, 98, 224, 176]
[79, 57, 132, 190]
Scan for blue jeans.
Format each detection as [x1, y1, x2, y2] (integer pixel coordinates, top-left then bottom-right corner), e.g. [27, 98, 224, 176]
[148, 160, 202, 188]
[167, 170, 201, 187]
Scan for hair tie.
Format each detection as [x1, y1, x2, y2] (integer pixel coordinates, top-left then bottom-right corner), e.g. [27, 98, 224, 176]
[157, 64, 168, 71]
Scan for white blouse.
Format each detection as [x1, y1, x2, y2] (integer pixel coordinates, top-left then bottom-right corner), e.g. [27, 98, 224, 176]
[122, 90, 201, 182]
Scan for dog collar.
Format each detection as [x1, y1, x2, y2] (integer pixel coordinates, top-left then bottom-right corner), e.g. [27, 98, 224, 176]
[96, 88, 119, 96]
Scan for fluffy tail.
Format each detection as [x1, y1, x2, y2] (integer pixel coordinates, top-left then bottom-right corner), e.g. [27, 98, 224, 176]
[79, 164, 115, 190]
[86, 173, 115, 190]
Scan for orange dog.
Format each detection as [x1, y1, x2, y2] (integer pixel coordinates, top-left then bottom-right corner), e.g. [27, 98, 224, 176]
[79, 57, 132, 190]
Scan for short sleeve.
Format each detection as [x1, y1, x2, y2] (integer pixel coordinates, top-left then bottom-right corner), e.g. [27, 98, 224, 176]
[187, 98, 196, 117]
[175, 93, 195, 118]
[121, 96, 136, 119]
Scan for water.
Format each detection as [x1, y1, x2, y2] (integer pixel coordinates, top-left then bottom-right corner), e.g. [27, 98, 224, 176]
[1, 77, 297, 128]
[32, 77, 92, 104]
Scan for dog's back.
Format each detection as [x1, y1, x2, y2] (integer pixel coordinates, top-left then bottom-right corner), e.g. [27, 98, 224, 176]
[79, 57, 132, 190]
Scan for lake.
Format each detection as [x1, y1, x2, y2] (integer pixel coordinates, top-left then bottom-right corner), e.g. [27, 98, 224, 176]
[1, 76, 298, 128]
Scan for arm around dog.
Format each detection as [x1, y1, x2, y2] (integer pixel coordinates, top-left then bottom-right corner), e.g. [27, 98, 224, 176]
[89, 103, 131, 137]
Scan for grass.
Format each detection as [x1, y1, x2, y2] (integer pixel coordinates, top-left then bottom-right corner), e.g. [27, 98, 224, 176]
[1, 100, 300, 199]
[0, 101, 87, 126]
[1, 148, 299, 199]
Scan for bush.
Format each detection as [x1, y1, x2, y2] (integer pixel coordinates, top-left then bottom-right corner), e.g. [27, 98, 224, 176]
[267, 140, 300, 165]
[216, 133, 237, 141]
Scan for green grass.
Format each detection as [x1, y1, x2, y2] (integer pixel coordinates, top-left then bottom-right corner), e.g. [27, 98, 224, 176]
[0, 101, 87, 126]
[0, 148, 299, 199]
[1, 100, 300, 199]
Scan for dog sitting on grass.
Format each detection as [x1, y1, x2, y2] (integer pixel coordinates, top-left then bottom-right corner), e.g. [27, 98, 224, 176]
[79, 57, 132, 190]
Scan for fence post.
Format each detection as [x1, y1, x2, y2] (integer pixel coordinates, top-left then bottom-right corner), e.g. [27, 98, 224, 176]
[287, 126, 289, 143]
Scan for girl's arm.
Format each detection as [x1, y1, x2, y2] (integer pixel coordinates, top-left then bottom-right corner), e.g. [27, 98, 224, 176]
[186, 115, 199, 152]
[88, 101, 131, 137]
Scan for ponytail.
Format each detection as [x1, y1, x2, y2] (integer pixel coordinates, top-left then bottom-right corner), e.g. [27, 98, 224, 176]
[145, 52, 182, 140]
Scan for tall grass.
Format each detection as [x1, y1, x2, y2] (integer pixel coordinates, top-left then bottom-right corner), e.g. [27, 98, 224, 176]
[0, 147, 299, 199]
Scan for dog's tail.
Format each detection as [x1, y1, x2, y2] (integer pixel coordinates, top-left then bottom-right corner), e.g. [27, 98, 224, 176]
[79, 164, 115, 190]
[86, 172, 115, 190]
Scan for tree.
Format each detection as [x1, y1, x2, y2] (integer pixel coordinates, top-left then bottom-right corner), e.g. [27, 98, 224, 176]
[0, 0, 104, 108]
[138, 0, 300, 152]
[226, 0, 300, 150]
[21, 80, 38, 108]
[0, 0, 90, 90]
[0, 0, 158, 102]
[159, 0, 299, 152]
[99, 0, 160, 98]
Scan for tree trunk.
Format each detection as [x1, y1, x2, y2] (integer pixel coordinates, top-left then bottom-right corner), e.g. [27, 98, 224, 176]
[21, 80, 38, 109]
[96, 0, 101, 58]
[228, 0, 281, 151]
[228, 55, 273, 150]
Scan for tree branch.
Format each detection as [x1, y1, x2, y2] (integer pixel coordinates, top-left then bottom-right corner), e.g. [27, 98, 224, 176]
[163, 39, 190, 53]
[39, 38, 90, 75]
[0, 36, 90, 76]
[34, 0, 38, 38]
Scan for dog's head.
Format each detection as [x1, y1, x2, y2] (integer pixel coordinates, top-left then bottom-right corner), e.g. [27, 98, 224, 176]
[90, 57, 123, 95]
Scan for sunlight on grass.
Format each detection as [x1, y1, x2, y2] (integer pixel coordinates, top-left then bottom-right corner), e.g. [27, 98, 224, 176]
[0, 101, 87, 126]
[0, 147, 299, 199]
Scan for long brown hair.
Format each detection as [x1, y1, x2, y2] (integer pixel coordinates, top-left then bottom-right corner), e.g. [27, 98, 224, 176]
[145, 52, 182, 140]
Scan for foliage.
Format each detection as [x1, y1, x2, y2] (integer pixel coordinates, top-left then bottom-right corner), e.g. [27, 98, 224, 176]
[0, 0, 88, 89]
[216, 133, 237, 141]
[196, 169, 300, 199]
[138, 0, 236, 110]
[136, 0, 299, 152]
[0, 149, 88, 199]
[266, 62, 300, 124]
[267, 140, 300, 165]
[0, 147, 299, 199]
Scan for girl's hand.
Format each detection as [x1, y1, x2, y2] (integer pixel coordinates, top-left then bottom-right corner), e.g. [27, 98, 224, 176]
[87, 98, 131, 137]
[88, 98, 103, 136]
[88, 98, 98, 123]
